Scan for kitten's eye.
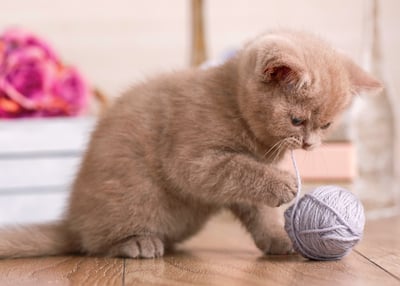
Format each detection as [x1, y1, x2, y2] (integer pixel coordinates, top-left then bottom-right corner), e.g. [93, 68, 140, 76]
[291, 117, 305, 126]
[321, 122, 331, 130]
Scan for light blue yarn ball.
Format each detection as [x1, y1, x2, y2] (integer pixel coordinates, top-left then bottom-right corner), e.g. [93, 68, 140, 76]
[284, 186, 365, 261]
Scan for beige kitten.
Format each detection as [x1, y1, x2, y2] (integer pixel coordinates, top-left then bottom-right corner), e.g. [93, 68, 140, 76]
[0, 30, 381, 259]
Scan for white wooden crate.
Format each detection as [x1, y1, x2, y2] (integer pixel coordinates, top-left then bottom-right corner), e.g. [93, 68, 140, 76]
[0, 117, 95, 225]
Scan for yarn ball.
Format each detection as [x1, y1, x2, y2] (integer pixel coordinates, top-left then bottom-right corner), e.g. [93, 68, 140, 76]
[284, 185, 365, 261]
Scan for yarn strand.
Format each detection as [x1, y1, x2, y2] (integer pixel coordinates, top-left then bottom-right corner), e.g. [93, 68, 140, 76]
[289, 150, 318, 258]
[290, 150, 302, 230]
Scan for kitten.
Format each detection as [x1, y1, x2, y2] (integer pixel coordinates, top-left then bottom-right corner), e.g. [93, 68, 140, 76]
[0, 30, 381, 259]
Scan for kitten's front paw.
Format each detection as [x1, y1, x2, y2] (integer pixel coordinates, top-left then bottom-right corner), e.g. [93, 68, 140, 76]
[255, 231, 295, 255]
[266, 170, 297, 207]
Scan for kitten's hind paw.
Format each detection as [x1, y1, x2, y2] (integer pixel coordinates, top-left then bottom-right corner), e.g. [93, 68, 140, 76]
[264, 236, 295, 255]
[109, 235, 165, 258]
[255, 232, 295, 255]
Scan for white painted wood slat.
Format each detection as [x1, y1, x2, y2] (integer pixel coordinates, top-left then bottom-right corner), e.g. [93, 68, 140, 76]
[0, 117, 95, 154]
[0, 157, 80, 191]
[0, 192, 68, 225]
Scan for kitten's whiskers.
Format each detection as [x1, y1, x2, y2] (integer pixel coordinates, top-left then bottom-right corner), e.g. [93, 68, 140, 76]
[263, 139, 285, 159]
[271, 138, 289, 163]
[268, 136, 302, 163]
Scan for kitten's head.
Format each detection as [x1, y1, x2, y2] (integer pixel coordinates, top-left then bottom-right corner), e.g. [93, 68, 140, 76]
[236, 30, 382, 152]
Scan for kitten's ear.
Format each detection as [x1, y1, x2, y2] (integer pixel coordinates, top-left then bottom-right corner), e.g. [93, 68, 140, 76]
[342, 56, 383, 94]
[260, 55, 308, 90]
[263, 64, 299, 86]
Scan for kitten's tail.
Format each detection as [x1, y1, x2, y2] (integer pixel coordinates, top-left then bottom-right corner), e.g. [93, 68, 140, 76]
[0, 222, 79, 258]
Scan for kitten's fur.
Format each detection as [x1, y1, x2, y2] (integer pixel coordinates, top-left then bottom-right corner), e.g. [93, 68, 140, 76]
[0, 30, 381, 259]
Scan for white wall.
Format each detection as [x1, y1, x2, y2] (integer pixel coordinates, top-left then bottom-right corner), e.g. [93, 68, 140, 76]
[0, 0, 190, 98]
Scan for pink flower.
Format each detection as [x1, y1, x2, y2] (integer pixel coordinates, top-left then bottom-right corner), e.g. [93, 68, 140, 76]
[1, 28, 58, 64]
[0, 28, 91, 118]
[48, 67, 89, 116]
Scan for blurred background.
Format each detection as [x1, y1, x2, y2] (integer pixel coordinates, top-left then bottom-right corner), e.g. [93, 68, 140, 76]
[0, 0, 399, 224]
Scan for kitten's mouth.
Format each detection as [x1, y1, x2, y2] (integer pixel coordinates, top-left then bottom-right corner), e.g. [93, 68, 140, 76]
[286, 136, 317, 151]
[302, 143, 314, 151]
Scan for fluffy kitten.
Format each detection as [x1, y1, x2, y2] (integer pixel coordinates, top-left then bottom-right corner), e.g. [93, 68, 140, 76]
[0, 30, 381, 259]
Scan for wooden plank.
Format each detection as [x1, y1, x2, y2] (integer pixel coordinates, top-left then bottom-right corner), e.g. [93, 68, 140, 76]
[356, 215, 400, 279]
[0, 214, 398, 285]
[0, 257, 123, 286]
[125, 251, 398, 286]
[124, 213, 400, 286]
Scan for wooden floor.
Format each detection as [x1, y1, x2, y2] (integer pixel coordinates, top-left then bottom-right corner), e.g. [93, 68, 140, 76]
[0, 213, 399, 286]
